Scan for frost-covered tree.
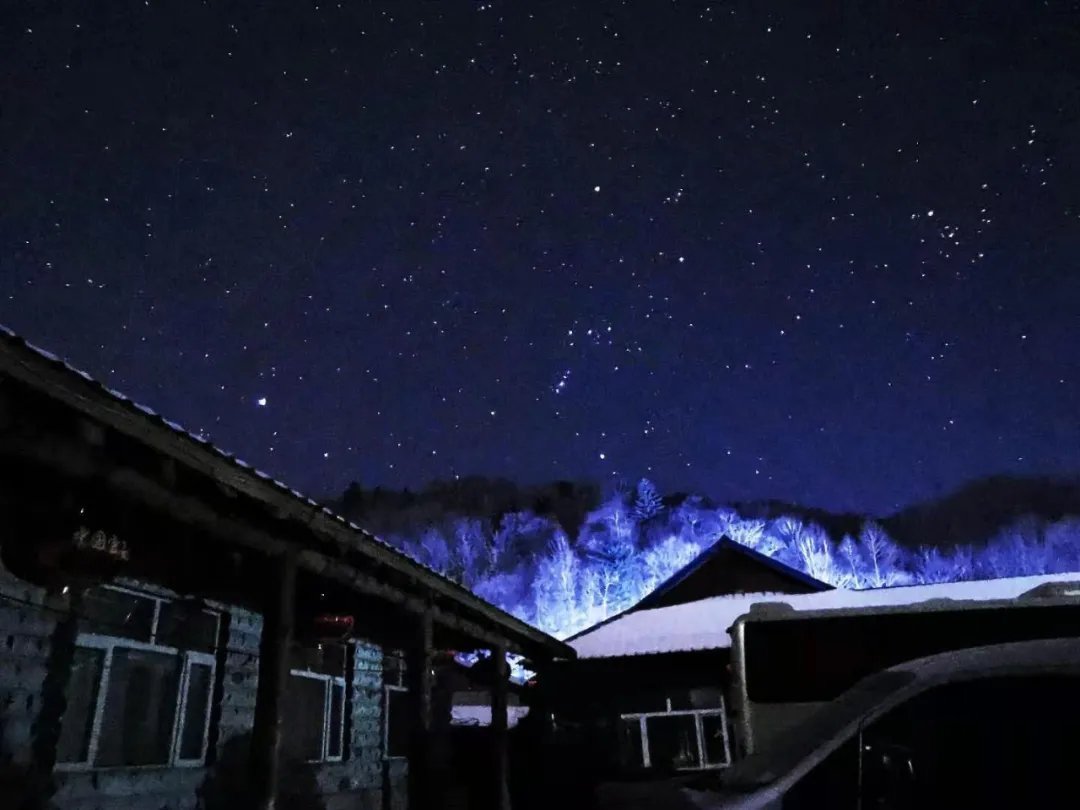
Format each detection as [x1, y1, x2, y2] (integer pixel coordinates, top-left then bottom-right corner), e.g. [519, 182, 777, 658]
[533, 533, 583, 636]
[579, 496, 642, 613]
[727, 518, 767, 550]
[859, 521, 907, 587]
[418, 526, 452, 574]
[642, 535, 702, 591]
[631, 477, 665, 522]
[793, 523, 839, 584]
[474, 570, 529, 622]
[913, 546, 955, 584]
[837, 534, 867, 588]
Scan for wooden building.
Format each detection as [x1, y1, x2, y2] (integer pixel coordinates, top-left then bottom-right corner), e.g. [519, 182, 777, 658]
[0, 327, 572, 810]
[544, 539, 830, 779]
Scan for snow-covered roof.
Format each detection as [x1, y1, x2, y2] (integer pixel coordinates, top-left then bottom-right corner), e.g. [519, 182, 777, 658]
[569, 572, 1080, 659]
[570, 592, 793, 659]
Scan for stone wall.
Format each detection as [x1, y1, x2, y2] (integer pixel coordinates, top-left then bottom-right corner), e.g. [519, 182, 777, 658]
[0, 558, 408, 810]
[0, 555, 61, 806]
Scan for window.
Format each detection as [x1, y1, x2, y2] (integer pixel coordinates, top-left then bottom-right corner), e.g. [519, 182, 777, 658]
[857, 675, 1080, 809]
[619, 693, 731, 771]
[284, 643, 349, 763]
[56, 586, 219, 769]
[383, 651, 409, 759]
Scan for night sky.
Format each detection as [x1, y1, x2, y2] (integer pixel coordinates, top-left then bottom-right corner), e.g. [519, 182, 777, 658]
[3, 2, 1078, 515]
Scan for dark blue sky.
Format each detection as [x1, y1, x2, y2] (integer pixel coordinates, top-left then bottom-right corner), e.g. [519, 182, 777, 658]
[3, 2, 1078, 515]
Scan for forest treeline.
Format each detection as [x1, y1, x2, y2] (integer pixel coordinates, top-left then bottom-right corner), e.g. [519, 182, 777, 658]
[333, 476, 1080, 639]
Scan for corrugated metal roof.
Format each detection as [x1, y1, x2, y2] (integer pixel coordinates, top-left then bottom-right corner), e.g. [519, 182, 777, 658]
[0, 325, 569, 654]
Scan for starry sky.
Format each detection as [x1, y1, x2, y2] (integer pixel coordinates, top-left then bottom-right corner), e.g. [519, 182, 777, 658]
[2, 2, 1079, 515]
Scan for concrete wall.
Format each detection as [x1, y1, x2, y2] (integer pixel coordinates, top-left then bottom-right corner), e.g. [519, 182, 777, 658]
[0, 557, 406, 810]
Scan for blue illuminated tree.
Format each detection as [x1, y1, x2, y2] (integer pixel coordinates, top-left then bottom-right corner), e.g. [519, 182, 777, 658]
[631, 477, 664, 522]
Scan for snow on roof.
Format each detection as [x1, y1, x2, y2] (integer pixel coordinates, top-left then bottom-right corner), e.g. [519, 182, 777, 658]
[569, 572, 1080, 659]
[570, 592, 793, 659]
[756, 572, 1080, 615]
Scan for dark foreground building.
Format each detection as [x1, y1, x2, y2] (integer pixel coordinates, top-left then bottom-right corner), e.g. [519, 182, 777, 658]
[0, 327, 571, 810]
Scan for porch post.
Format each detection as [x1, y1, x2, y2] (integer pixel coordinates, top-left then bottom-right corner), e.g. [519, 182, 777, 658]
[407, 608, 434, 810]
[491, 642, 511, 810]
[250, 553, 296, 810]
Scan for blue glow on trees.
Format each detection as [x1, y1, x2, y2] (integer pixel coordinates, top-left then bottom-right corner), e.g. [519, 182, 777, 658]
[382, 486, 1080, 640]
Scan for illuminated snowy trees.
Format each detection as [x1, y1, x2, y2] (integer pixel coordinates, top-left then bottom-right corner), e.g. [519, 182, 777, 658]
[371, 483, 1080, 639]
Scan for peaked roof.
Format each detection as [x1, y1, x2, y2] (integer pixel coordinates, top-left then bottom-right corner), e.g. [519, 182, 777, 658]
[630, 536, 831, 612]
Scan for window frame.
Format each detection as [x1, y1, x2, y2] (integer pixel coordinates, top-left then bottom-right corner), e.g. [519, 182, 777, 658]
[56, 584, 219, 772]
[287, 644, 349, 764]
[619, 695, 732, 770]
[382, 651, 409, 761]
[289, 665, 347, 760]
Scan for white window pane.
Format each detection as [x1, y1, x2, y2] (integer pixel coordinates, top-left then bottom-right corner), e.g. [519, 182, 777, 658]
[96, 649, 181, 766]
[57, 647, 105, 763]
[701, 714, 729, 765]
[283, 675, 327, 762]
[178, 662, 214, 760]
[645, 715, 700, 770]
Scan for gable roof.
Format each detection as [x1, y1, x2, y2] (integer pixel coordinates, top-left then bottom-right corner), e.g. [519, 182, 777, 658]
[630, 536, 831, 612]
[0, 326, 572, 659]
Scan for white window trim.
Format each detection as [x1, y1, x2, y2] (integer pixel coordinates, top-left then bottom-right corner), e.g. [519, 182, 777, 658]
[288, 662, 348, 764]
[620, 695, 732, 770]
[56, 585, 220, 772]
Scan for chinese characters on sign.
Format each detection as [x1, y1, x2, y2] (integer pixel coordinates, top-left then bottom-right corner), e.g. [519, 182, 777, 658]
[72, 526, 131, 561]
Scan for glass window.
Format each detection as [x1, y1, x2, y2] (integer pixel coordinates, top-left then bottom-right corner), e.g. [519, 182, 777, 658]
[96, 649, 182, 767]
[178, 662, 213, 760]
[286, 644, 349, 762]
[157, 602, 218, 653]
[385, 687, 410, 759]
[328, 681, 345, 759]
[284, 674, 329, 762]
[56, 586, 219, 769]
[618, 697, 729, 771]
[81, 588, 154, 642]
[383, 652, 405, 688]
[701, 713, 729, 766]
[56, 647, 105, 763]
[646, 714, 700, 770]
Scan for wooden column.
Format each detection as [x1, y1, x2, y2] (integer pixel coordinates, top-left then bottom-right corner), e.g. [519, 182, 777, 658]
[249, 554, 296, 810]
[491, 643, 511, 810]
[407, 609, 434, 810]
